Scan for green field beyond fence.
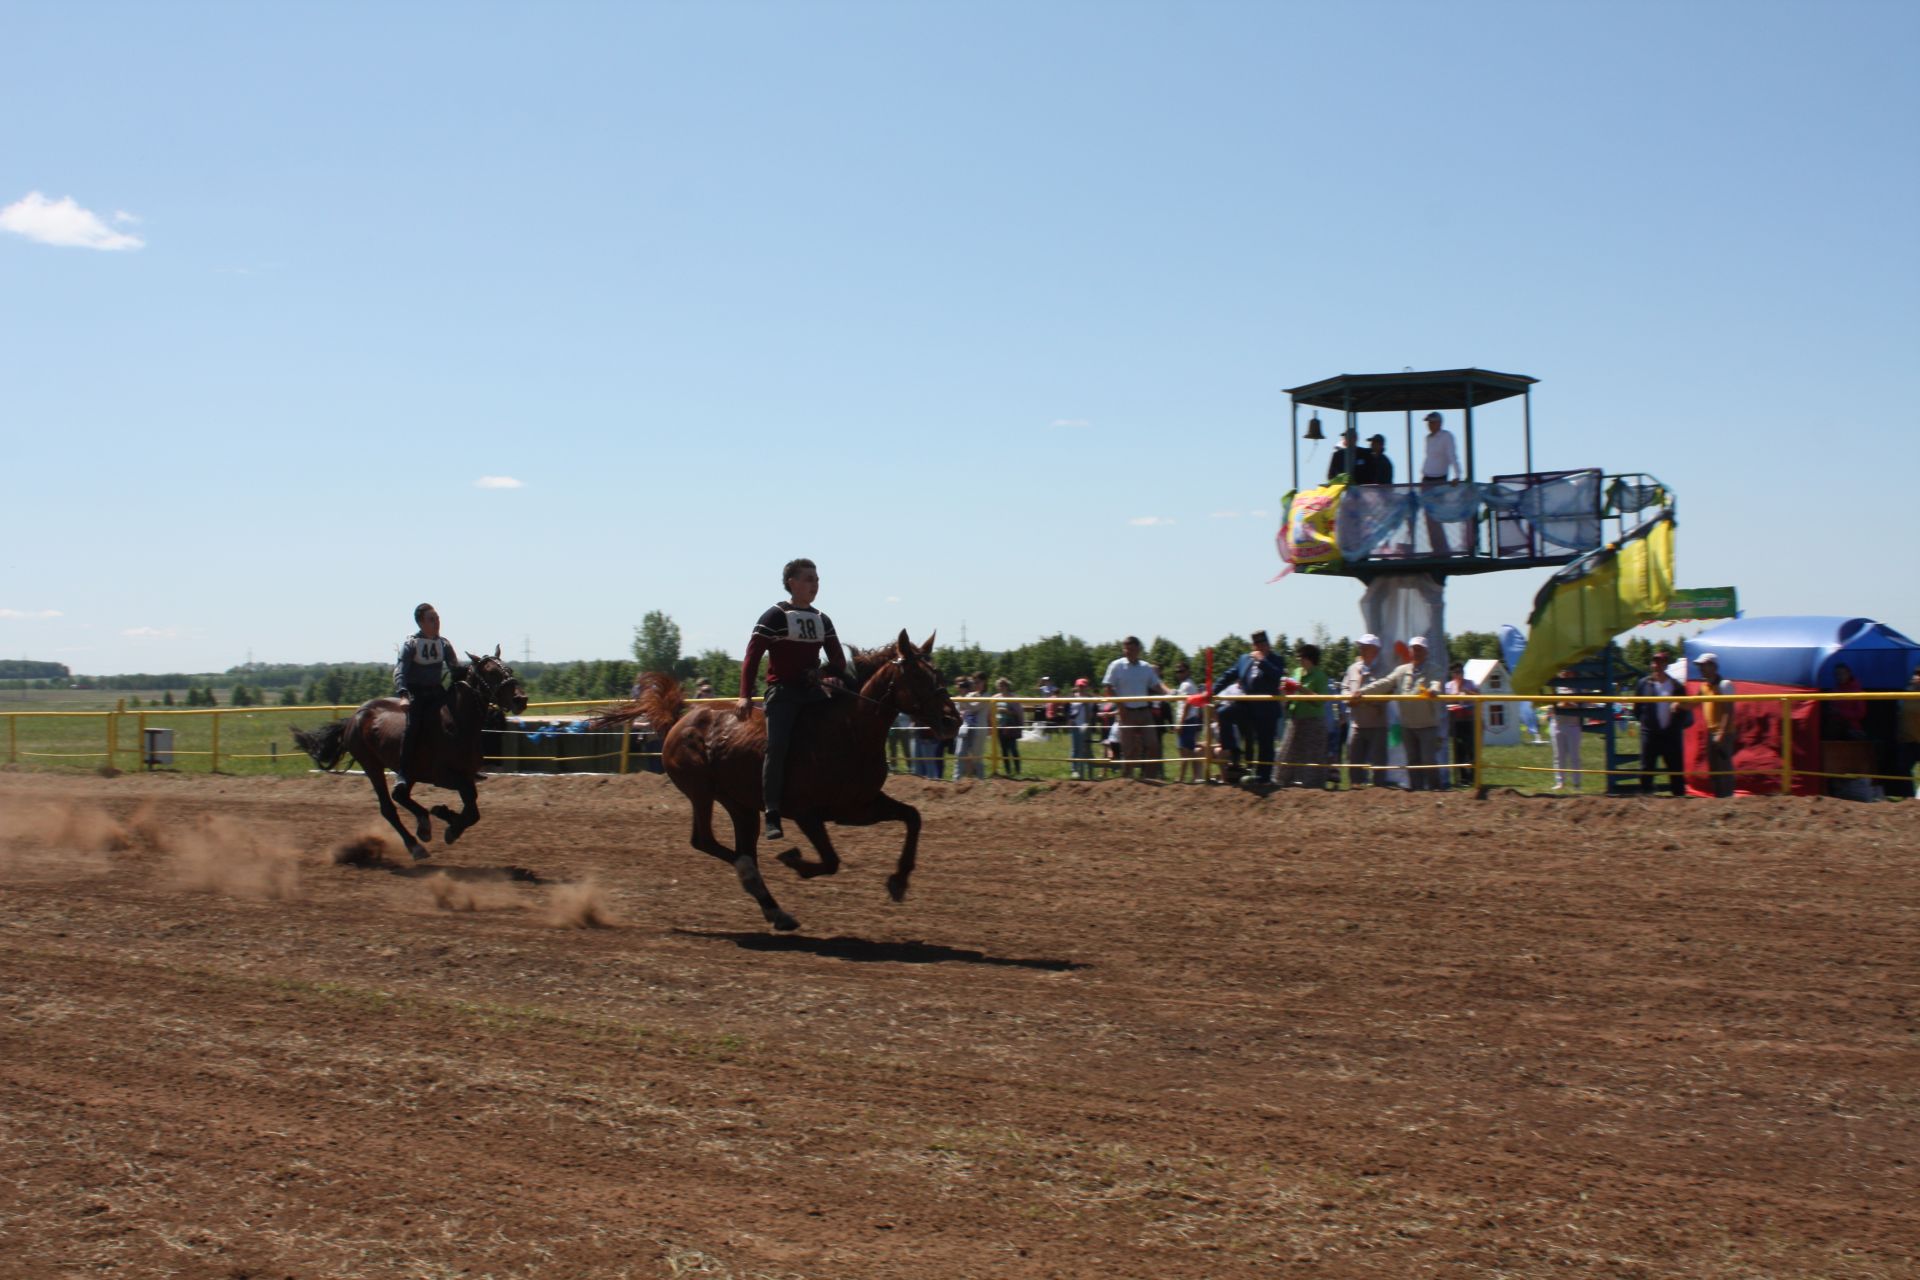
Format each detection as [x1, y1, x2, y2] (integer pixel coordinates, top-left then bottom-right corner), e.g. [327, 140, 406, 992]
[5, 693, 1913, 797]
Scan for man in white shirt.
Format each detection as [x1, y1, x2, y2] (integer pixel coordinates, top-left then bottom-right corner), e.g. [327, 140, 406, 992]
[1341, 633, 1389, 788]
[1102, 635, 1167, 779]
[1420, 411, 1462, 555]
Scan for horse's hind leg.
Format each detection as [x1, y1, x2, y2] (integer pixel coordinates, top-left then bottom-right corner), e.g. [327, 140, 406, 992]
[364, 757, 430, 861]
[778, 817, 842, 880]
[431, 780, 478, 846]
[868, 793, 922, 903]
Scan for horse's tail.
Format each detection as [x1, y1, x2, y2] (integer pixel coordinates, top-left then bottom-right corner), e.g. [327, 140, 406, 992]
[291, 720, 350, 771]
[590, 672, 688, 735]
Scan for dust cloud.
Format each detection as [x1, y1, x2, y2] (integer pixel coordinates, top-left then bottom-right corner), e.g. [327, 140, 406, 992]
[545, 879, 618, 929]
[163, 815, 303, 901]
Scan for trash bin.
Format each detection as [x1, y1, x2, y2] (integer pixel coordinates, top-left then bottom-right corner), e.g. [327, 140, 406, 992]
[143, 727, 175, 769]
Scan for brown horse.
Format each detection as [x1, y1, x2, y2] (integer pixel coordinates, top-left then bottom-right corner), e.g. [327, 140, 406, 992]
[602, 630, 960, 932]
[292, 648, 529, 860]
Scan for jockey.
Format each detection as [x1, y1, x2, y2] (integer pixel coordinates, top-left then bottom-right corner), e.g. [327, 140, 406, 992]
[737, 558, 851, 841]
[393, 602, 463, 787]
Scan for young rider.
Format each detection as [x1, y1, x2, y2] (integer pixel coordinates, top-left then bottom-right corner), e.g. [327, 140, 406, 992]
[393, 603, 462, 787]
[737, 558, 851, 841]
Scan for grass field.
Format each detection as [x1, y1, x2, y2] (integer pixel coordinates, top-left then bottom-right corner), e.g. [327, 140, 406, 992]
[2, 695, 1657, 794]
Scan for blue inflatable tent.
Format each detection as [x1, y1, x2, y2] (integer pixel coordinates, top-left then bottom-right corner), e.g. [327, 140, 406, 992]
[1683, 616, 1920, 690]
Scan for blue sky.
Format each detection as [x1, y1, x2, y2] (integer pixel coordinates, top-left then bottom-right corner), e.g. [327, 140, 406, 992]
[4, 0, 1915, 674]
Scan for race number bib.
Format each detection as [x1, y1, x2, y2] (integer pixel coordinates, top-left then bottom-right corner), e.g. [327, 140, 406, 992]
[786, 610, 824, 642]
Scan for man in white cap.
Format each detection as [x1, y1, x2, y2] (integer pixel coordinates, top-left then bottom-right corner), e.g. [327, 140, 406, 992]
[1695, 652, 1736, 797]
[1341, 633, 1390, 787]
[1351, 636, 1447, 790]
[1420, 411, 1462, 555]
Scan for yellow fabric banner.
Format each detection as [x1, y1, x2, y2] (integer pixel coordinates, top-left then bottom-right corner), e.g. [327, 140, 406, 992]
[1277, 483, 1346, 573]
[1510, 511, 1677, 693]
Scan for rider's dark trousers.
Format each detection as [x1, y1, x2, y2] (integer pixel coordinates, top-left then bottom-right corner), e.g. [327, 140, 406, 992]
[762, 682, 830, 817]
[398, 686, 446, 783]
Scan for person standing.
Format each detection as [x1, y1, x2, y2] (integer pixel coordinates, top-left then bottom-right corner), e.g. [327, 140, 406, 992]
[737, 557, 851, 841]
[1276, 642, 1331, 788]
[950, 676, 988, 780]
[1695, 653, 1737, 798]
[1549, 667, 1585, 792]
[1341, 634, 1389, 788]
[1212, 631, 1287, 790]
[1633, 649, 1689, 796]
[1170, 660, 1205, 783]
[1067, 677, 1097, 780]
[393, 602, 463, 790]
[1444, 661, 1479, 788]
[1357, 434, 1394, 485]
[994, 676, 1024, 776]
[1327, 428, 1364, 483]
[1102, 637, 1167, 779]
[1419, 411, 1462, 555]
[1351, 637, 1446, 791]
[1896, 667, 1920, 799]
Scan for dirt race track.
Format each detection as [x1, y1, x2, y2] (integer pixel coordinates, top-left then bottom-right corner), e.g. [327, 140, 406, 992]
[1, 768, 1915, 1280]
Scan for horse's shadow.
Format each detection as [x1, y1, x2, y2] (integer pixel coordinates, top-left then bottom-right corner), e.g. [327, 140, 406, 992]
[331, 840, 549, 885]
[673, 928, 1085, 971]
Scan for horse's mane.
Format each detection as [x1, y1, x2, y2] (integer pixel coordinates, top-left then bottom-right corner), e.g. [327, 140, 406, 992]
[847, 642, 902, 686]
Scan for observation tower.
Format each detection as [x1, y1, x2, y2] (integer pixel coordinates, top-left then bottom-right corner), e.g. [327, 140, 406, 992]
[1277, 367, 1673, 676]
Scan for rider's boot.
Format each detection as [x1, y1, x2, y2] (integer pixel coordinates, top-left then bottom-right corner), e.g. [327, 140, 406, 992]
[763, 810, 784, 841]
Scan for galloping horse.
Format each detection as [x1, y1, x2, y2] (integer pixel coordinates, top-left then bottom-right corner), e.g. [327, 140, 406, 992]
[292, 648, 529, 860]
[601, 630, 960, 932]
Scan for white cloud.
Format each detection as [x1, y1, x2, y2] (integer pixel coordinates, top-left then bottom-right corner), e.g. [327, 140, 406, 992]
[1249, 509, 1269, 518]
[123, 626, 180, 639]
[474, 475, 525, 489]
[113, 209, 140, 224]
[1, 191, 145, 250]
[1210, 510, 1240, 519]
[885, 595, 901, 603]
[1128, 516, 1176, 527]
[1050, 418, 1092, 428]
[0, 608, 62, 619]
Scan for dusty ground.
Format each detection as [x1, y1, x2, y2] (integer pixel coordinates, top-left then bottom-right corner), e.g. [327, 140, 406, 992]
[0, 768, 1915, 1280]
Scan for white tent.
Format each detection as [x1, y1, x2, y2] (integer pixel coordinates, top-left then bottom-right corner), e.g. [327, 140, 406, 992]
[1464, 658, 1524, 747]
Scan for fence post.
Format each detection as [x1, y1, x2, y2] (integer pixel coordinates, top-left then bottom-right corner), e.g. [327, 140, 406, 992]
[986, 694, 1002, 776]
[1201, 648, 1214, 785]
[1779, 696, 1793, 796]
[5, 714, 13, 765]
[1473, 697, 1486, 792]
[210, 710, 222, 774]
[617, 720, 631, 775]
[106, 711, 117, 771]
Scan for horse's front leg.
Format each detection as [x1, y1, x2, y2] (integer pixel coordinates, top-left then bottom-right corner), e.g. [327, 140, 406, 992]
[431, 779, 479, 845]
[365, 760, 431, 861]
[866, 793, 922, 903]
[723, 805, 799, 933]
[391, 779, 434, 846]
[778, 817, 842, 880]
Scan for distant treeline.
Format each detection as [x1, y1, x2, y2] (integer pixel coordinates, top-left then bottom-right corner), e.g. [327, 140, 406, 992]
[11, 624, 1678, 707]
[0, 659, 69, 680]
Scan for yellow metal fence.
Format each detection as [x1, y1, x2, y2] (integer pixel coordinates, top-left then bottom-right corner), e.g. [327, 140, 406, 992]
[3, 692, 1915, 796]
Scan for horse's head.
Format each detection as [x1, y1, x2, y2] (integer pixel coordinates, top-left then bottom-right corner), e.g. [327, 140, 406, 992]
[465, 646, 530, 715]
[888, 629, 962, 740]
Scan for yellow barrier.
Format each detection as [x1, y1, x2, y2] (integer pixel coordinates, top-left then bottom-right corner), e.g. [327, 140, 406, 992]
[1, 691, 1914, 795]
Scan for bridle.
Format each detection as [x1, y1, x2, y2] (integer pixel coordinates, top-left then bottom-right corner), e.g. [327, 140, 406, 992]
[462, 657, 525, 711]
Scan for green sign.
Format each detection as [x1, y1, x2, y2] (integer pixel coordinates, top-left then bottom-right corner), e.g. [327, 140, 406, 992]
[1658, 587, 1738, 621]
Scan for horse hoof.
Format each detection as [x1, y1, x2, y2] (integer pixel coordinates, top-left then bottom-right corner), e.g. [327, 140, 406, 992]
[772, 913, 800, 932]
[885, 874, 910, 903]
[408, 845, 431, 862]
[443, 825, 464, 846]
